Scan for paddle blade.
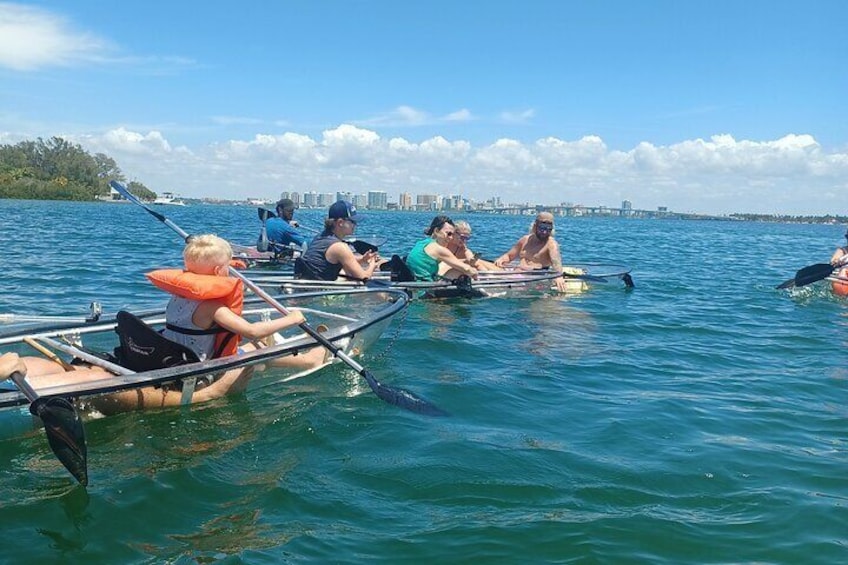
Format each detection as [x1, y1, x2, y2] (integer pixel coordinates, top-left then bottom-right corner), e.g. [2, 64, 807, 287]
[31, 397, 88, 485]
[775, 278, 796, 290]
[361, 370, 448, 416]
[793, 263, 834, 288]
[257, 207, 276, 220]
[622, 273, 635, 288]
[256, 227, 269, 252]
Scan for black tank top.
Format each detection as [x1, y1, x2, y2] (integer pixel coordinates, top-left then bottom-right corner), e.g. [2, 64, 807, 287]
[300, 233, 344, 280]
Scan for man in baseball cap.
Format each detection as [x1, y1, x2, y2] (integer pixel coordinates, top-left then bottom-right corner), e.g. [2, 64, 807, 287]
[265, 198, 306, 248]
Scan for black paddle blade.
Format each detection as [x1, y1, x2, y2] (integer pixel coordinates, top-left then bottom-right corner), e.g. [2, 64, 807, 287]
[361, 370, 448, 416]
[775, 278, 796, 290]
[793, 263, 834, 288]
[622, 273, 635, 288]
[257, 207, 276, 221]
[30, 397, 88, 486]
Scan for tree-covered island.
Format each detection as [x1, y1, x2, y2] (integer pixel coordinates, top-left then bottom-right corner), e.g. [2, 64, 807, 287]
[0, 137, 155, 201]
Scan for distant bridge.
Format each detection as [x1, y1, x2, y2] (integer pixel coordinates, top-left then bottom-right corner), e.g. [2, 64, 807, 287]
[469, 205, 728, 221]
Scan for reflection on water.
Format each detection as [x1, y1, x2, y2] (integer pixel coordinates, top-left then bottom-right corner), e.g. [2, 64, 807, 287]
[522, 297, 600, 361]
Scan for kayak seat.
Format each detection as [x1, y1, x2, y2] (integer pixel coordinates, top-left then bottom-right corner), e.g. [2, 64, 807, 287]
[293, 257, 320, 280]
[113, 310, 200, 372]
[349, 239, 378, 255]
[383, 255, 415, 282]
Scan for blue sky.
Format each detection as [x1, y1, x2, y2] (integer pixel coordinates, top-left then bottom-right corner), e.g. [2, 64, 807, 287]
[1, 0, 846, 214]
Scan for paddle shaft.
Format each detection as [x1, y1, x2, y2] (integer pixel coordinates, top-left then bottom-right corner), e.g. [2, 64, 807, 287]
[7, 369, 88, 485]
[8, 370, 39, 403]
[24, 337, 76, 371]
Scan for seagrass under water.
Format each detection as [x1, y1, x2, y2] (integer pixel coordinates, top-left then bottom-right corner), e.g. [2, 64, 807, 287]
[0, 199, 846, 564]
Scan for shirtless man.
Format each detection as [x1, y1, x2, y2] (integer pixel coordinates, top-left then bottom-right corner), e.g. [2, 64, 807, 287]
[494, 212, 568, 292]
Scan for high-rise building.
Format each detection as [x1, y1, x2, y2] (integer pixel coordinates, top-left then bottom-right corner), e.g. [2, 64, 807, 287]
[368, 191, 388, 210]
[280, 191, 301, 206]
[399, 192, 413, 210]
[417, 194, 439, 211]
[353, 194, 368, 208]
[302, 191, 319, 207]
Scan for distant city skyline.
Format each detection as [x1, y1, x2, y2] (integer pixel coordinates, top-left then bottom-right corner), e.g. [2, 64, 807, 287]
[265, 189, 662, 217]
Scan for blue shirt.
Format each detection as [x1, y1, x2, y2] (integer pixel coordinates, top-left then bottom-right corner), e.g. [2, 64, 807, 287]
[265, 217, 306, 247]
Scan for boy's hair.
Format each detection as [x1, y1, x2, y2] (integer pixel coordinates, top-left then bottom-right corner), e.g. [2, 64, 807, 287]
[183, 234, 233, 267]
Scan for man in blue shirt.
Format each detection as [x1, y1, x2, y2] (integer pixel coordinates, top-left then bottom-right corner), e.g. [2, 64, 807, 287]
[266, 199, 306, 248]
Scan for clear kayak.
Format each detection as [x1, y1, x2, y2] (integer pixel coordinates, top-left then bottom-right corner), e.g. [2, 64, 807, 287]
[0, 288, 409, 439]
[241, 262, 634, 299]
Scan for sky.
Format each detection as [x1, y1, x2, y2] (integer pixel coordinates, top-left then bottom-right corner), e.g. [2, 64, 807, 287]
[0, 0, 846, 215]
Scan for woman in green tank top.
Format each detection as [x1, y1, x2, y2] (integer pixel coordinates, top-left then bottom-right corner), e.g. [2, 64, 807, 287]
[405, 216, 479, 281]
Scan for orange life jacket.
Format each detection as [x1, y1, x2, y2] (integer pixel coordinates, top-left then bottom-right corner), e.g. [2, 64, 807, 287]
[833, 268, 848, 297]
[145, 269, 244, 357]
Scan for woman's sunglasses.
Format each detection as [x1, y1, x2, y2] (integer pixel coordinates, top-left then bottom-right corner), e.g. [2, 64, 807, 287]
[458, 234, 472, 242]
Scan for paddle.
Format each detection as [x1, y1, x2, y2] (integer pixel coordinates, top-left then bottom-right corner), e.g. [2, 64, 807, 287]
[776, 263, 835, 290]
[115, 181, 445, 416]
[7, 370, 88, 485]
[257, 208, 271, 252]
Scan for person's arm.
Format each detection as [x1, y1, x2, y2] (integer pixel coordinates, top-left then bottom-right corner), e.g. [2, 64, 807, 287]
[210, 304, 306, 341]
[831, 248, 846, 266]
[547, 239, 569, 292]
[431, 243, 478, 277]
[285, 223, 307, 246]
[494, 237, 525, 267]
[0, 352, 26, 380]
[328, 241, 379, 280]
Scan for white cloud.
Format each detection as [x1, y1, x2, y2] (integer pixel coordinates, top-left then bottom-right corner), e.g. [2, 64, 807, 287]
[358, 106, 475, 127]
[500, 109, 536, 124]
[211, 116, 266, 126]
[0, 2, 111, 70]
[0, 2, 197, 72]
[47, 124, 848, 215]
[96, 127, 173, 155]
[443, 109, 474, 122]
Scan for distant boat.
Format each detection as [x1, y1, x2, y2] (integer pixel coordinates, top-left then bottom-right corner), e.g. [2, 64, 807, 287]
[152, 192, 187, 206]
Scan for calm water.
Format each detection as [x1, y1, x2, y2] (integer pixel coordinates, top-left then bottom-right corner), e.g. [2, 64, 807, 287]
[0, 199, 846, 564]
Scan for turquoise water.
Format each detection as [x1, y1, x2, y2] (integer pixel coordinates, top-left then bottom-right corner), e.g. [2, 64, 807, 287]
[0, 199, 846, 563]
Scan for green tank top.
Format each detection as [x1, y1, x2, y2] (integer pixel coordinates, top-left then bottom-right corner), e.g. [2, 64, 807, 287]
[406, 238, 440, 281]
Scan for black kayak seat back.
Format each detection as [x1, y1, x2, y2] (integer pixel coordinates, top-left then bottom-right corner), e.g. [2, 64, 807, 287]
[293, 257, 319, 280]
[388, 255, 415, 282]
[113, 310, 200, 372]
